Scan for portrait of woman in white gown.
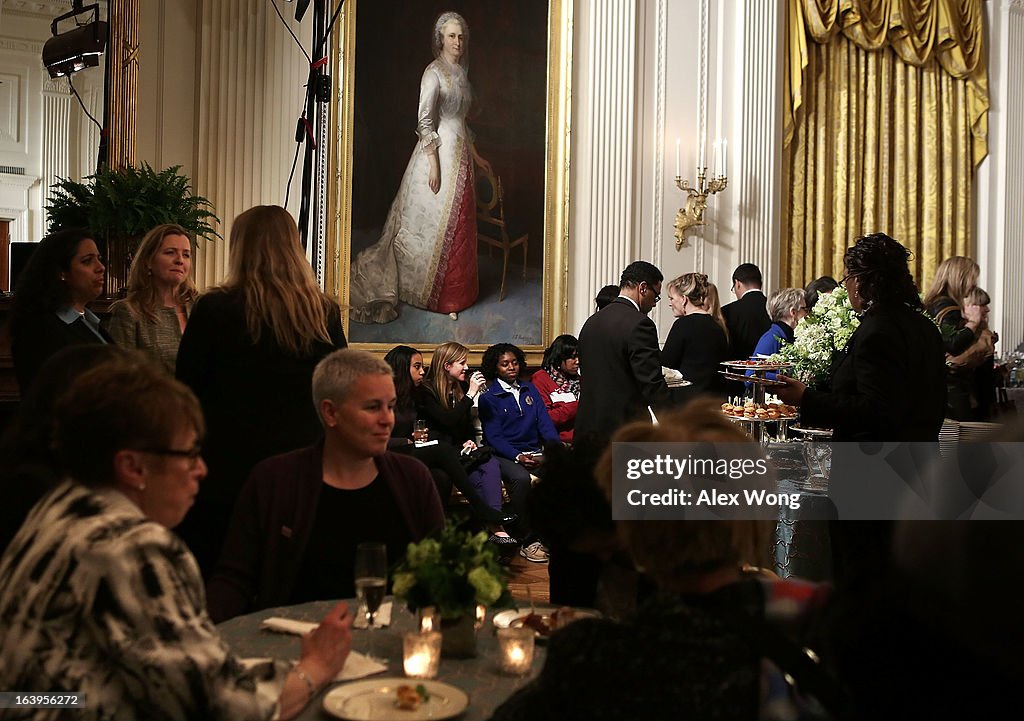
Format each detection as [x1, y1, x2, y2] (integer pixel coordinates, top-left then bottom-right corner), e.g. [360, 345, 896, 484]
[350, 11, 491, 324]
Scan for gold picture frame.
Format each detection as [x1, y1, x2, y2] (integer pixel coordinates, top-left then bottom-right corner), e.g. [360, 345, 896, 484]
[324, 0, 572, 363]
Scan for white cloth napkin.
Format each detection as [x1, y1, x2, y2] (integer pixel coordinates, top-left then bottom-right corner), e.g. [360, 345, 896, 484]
[260, 602, 393, 633]
[240, 652, 387, 682]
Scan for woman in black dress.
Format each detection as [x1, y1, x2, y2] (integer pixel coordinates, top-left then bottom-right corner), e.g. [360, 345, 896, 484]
[661, 272, 730, 399]
[9, 229, 110, 392]
[176, 206, 347, 574]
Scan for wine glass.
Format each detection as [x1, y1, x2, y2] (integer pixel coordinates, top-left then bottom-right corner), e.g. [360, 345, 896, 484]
[355, 542, 387, 660]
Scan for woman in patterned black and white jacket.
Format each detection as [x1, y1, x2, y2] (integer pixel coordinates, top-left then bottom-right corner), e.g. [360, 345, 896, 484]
[0, 355, 352, 721]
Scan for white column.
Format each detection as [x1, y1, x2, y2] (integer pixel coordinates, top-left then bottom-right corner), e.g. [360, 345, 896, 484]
[729, 0, 783, 291]
[41, 78, 71, 233]
[568, 0, 639, 334]
[192, 0, 310, 288]
[977, 1, 1024, 352]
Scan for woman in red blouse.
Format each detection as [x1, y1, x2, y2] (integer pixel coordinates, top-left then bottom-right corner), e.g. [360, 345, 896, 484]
[530, 334, 580, 442]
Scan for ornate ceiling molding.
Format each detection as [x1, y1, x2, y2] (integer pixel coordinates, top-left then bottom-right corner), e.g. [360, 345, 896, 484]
[0, 37, 44, 53]
[1, 1, 108, 19]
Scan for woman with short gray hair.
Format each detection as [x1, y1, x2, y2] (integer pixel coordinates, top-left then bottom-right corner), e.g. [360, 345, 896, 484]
[753, 288, 808, 358]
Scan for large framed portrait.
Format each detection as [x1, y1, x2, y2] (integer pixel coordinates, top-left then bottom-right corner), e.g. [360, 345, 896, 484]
[325, 0, 571, 359]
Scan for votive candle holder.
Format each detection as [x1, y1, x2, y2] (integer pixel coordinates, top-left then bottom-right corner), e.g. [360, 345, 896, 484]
[403, 631, 442, 679]
[496, 627, 534, 675]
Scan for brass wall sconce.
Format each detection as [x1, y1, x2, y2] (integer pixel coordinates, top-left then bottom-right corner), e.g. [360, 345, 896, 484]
[673, 139, 728, 250]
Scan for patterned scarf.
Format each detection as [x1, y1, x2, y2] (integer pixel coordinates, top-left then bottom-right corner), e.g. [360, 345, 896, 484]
[546, 365, 580, 397]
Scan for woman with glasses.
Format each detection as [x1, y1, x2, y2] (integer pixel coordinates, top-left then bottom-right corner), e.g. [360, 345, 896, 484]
[530, 335, 580, 442]
[0, 356, 354, 720]
[776, 233, 946, 442]
[753, 288, 808, 358]
[661, 272, 730, 399]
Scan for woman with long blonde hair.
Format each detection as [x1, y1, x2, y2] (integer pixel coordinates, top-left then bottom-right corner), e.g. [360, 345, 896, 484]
[702, 282, 729, 343]
[418, 341, 519, 548]
[176, 205, 347, 574]
[922, 256, 989, 420]
[661, 272, 730, 399]
[106, 224, 198, 374]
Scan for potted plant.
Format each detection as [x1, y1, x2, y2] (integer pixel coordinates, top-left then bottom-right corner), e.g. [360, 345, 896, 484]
[46, 163, 219, 297]
[392, 522, 513, 657]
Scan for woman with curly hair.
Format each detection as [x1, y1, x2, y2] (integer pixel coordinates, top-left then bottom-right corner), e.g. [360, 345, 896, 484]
[9, 229, 109, 392]
[479, 342, 561, 562]
[777, 232, 946, 442]
[176, 205, 347, 574]
[106, 224, 198, 374]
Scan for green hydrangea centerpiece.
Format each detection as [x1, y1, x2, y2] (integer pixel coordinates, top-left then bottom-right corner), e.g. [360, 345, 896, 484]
[391, 522, 513, 620]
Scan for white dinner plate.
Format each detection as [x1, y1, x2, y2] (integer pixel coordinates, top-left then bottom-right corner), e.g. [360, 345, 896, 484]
[322, 678, 468, 721]
[492, 607, 599, 639]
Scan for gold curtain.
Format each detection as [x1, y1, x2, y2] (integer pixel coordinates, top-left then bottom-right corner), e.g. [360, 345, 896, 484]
[782, 0, 988, 289]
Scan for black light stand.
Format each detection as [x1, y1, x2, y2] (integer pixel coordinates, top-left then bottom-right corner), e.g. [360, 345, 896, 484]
[296, 0, 328, 251]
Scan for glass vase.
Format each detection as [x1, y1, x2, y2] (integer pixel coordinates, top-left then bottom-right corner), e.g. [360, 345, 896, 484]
[440, 613, 477, 658]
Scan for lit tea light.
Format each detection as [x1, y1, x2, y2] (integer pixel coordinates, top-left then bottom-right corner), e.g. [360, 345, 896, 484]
[403, 631, 441, 679]
[419, 606, 440, 633]
[474, 603, 486, 630]
[497, 627, 534, 675]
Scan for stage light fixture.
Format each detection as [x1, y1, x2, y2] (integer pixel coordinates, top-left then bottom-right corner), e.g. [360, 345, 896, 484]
[42, 2, 108, 79]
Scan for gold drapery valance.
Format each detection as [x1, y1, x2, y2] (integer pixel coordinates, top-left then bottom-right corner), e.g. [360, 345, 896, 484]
[785, 0, 988, 167]
[782, 0, 988, 290]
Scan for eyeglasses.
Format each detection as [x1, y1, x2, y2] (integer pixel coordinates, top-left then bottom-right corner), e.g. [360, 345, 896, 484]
[135, 445, 204, 467]
[642, 283, 661, 302]
[838, 272, 861, 287]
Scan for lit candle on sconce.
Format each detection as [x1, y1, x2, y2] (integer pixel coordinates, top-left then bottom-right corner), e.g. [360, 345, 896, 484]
[496, 627, 535, 675]
[721, 139, 728, 178]
[675, 138, 681, 177]
[403, 631, 442, 679]
[699, 142, 706, 172]
[712, 140, 720, 178]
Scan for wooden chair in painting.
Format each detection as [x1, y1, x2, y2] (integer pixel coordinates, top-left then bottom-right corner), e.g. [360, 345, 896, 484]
[476, 166, 528, 301]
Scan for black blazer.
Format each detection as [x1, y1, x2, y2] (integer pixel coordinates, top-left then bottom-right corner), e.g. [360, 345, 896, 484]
[801, 304, 946, 441]
[721, 290, 771, 360]
[11, 310, 111, 392]
[576, 297, 673, 440]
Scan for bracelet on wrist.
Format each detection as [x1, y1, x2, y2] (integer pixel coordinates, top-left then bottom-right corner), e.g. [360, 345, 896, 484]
[294, 664, 317, 701]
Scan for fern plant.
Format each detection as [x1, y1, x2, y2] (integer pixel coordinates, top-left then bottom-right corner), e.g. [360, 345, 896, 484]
[46, 163, 219, 242]
[46, 164, 219, 295]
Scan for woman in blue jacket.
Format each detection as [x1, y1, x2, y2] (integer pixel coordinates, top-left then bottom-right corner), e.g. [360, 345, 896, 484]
[478, 343, 561, 562]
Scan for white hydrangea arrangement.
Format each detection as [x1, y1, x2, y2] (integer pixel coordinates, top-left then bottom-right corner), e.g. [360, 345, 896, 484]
[769, 286, 860, 386]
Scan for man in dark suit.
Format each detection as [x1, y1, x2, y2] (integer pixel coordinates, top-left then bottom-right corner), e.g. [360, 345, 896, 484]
[576, 261, 674, 442]
[721, 262, 771, 360]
